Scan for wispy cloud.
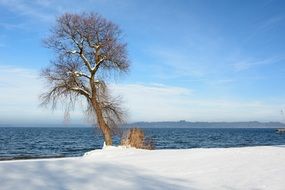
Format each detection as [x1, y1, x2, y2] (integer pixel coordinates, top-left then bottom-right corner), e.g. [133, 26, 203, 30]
[0, 65, 282, 123]
[0, 0, 117, 23]
[232, 56, 284, 71]
[0, 65, 75, 124]
[143, 46, 239, 89]
[0, 22, 28, 30]
[0, 65, 38, 79]
[146, 47, 210, 79]
[0, 0, 57, 22]
[111, 83, 284, 122]
[243, 16, 284, 44]
[258, 16, 284, 32]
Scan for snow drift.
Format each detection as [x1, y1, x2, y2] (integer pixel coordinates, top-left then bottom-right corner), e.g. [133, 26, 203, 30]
[0, 146, 285, 190]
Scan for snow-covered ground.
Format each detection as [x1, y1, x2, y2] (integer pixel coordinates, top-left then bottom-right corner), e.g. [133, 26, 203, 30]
[0, 145, 285, 190]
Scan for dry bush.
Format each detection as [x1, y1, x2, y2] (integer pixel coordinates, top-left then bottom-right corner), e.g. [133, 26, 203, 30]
[121, 128, 155, 150]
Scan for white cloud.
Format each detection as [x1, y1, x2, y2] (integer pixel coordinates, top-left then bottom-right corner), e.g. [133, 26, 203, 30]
[0, 66, 283, 123]
[0, 66, 84, 124]
[111, 83, 284, 122]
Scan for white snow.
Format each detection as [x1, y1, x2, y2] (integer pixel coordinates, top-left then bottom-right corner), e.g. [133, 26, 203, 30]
[1, 146, 285, 190]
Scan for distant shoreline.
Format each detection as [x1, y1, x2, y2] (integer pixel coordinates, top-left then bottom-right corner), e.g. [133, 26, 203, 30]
[0, 121, 284, 128]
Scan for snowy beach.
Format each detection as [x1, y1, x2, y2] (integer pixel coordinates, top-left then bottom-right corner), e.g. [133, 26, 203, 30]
[1, 145, 285, 190]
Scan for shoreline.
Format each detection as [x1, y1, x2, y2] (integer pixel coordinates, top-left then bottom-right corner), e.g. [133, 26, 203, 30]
[0, 155, 67, 162]
[1, 144, 285, 162]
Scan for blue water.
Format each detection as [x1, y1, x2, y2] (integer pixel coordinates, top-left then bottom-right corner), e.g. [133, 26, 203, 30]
[0, 127, 285, 160]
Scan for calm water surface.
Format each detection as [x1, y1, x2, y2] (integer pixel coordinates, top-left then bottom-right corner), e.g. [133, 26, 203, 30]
[0, 127, 285, 160]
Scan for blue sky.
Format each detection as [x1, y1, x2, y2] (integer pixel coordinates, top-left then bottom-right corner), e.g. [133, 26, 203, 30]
[0, 0, 285, 124]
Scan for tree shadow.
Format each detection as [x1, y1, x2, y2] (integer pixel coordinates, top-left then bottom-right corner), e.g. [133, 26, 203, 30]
[0, 158, 195, 190]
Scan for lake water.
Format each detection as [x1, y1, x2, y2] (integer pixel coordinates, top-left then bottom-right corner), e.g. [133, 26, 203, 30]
[1, 127, 285, 160]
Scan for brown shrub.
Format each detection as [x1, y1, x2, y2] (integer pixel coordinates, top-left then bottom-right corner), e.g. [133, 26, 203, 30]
[121, 128, 155, 150]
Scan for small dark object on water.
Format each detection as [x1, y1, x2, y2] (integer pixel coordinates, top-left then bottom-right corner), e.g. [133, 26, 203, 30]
[276, 128, 285, 134]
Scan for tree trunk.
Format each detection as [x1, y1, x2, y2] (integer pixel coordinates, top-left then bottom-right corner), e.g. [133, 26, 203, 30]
[91, 94, 113, 146]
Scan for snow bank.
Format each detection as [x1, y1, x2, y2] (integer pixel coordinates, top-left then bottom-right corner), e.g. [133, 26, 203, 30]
[1, 146, 285, 190]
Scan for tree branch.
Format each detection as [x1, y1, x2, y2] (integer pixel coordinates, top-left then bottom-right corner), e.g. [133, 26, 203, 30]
[70, 87, 91, 99]
[80, 51, 93, 73]
[67, 71, 91, 79]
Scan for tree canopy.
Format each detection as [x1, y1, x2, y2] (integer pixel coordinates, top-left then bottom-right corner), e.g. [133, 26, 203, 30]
[41, 12, 130, 145]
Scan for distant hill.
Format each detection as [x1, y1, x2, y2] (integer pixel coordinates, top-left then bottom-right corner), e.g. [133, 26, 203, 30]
[1, 121, 285, 128]
[126, 121, 285, 128]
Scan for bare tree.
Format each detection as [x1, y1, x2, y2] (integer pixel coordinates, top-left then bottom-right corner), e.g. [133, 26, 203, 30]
[40, 12, 129, 145]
